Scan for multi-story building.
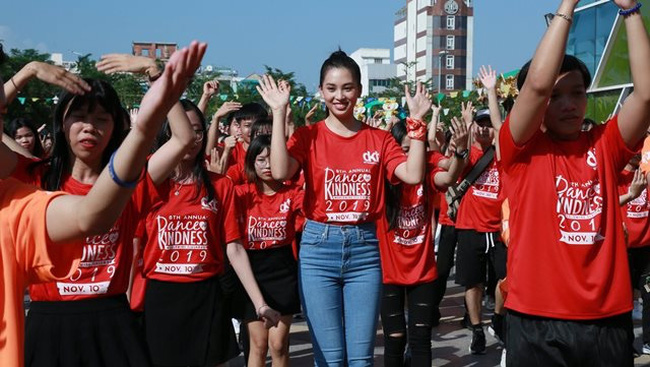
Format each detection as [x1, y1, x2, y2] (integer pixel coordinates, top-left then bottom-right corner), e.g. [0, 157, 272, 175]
[132, 42, 177, 61]
[394, 0, 474, 92]
[565, 0, 649, 122]
[349, 48, 397, 97]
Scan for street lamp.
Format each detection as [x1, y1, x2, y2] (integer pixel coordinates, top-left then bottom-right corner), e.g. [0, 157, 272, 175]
[437, 50, 449, 105]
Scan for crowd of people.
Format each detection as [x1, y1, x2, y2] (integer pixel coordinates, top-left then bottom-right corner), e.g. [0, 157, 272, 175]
[1, 0, 650, 366]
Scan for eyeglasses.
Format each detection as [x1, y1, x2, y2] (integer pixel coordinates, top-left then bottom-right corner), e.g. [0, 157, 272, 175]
[194, 130, 204, 142]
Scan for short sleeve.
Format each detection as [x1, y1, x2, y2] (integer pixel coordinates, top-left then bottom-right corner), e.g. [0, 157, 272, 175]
[218, 178, 241, 244]
[226, 163, 246, 185]
[0, 180, 82, 283]
[383, 135, 408, 184]
[603, 115, 643, 172]
[640, 136, 650, 174]
[498, 114, 543, 172]
[286, 126, 309, 168]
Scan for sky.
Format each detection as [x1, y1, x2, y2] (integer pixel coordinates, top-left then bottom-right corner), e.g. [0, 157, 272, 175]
[2, 0, 559, 92]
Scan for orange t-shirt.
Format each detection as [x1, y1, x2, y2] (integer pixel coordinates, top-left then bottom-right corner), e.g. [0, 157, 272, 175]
[0, 178, 82, 366]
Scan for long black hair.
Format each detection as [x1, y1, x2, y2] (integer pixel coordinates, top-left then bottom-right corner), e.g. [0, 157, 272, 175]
[39, 78, 126, 191]
[6, 117, 45, 158]
[154, 99, 215, 202]
[385, 120, 409, 230]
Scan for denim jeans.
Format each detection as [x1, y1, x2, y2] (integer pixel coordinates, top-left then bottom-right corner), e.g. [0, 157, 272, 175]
[299, 220, 382, 367]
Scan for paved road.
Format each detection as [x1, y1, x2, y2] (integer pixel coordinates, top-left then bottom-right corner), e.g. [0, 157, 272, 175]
[230, 280, 650, 366]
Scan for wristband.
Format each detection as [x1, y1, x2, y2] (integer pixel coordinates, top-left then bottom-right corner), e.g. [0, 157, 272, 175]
[554, 12, 572, 24]
[108, 151, 146, 188]
[619, 2, 642, 16]
[406, 117, 427, 142]
[256, 304, 269, 318]
[10, 77, 20, 92]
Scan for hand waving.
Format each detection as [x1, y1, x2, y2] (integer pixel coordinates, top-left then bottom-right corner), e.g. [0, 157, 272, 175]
[203, 80, 220, 97]
[478, 65, 497, 90]
[24, 61, 91, 95]
[97, 54, 158, 76]
[256, 75, 290, 111]
[405, 82, 432, 120]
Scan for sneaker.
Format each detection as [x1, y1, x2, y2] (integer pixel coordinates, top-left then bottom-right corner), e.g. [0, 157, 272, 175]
[643, 343, 650, 355]
[500, 348, 506, 367]
[469, 326, 486, 355]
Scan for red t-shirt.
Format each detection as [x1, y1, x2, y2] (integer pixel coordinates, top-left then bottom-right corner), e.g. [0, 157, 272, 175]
[287, 121, 406, 224]
[235, 183, 304, 250]
[28, 175, 143, 301]
[141, 173, 240, 282]
[618, 169, 650, 248]
[226, 161, 247, 185]
[226, 142, 247, 170]
[499, 115, 636, 319]
[455, 146, 504, 232]
[378, 168, 440, 285]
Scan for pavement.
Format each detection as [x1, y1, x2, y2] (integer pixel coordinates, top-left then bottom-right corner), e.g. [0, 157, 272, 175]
[229, 279, 650, 367]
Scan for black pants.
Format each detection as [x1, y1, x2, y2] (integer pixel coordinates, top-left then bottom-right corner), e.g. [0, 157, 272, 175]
[432, 225, 457, 313]
[380, 281, 435, 367]
[506, 310, 633, 367]
[628, 246, 650, 344]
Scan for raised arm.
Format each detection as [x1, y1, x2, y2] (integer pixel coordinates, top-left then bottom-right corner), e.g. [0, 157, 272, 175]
[257, 75, 300, 181]
[621, 168, 647, 205]
[434, 116, 469, 190]
[205, 101, 241, 156]
[4, 62, 91, 107]
[197, 80, 219, 114]
[428, 105, 441, 152]
[615, 0, 650, 148]
[478, 65, 503, 132]
[394, 82, 428, 184]
[45, 41, 207, 243]
[508, 0, 578, 145]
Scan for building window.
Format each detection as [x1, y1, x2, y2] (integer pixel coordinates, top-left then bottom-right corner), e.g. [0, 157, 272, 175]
[446, 35, 455, 50]
[446, 75, 454, 90]
[446, 55, 454, 69]
[370, 79, 390, 88]
[374, 58, 383, 64]
[446, 16, 455, 30]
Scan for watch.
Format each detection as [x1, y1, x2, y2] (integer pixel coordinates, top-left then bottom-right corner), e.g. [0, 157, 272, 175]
[454, 149, 469, 160]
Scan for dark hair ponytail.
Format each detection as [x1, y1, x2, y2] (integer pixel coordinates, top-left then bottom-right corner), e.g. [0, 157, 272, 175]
[319, 49, 362, 88]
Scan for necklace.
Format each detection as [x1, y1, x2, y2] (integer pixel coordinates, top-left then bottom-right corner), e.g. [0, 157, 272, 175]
[172, 176, 195, 196]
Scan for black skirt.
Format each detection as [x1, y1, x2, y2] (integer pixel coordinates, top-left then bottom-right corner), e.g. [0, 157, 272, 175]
[25, 295, 151, 367]
[144, 276, 240, 366]
[237, 246, 301, 321]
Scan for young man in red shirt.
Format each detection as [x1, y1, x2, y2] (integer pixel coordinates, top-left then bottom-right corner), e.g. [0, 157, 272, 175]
[499, 1, 650, 365]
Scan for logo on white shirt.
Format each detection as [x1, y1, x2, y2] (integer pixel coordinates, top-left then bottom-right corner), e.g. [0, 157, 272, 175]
[363, 151, 380, 165]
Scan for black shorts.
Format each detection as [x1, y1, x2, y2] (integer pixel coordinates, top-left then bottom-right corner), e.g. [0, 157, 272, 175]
[506, 310, 633, 367]
[455, 229, 506, 287]
[238, 246, 301, 321]
[628, 246, 650, 290]
[26, 295, 151, 367]
[144, 277, 240, 366]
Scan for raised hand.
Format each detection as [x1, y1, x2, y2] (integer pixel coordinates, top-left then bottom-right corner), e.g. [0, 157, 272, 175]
[129, 108, 139, 128]
[206, 147, 221, 174]
[449, 116, 469, 152]
[203, 80, 220, 97]
[135, 41, 207, 133]
[478, 65, 497, 90]
[256, 75, 290, 111]
[405, 82, 432, 120]
[305, 103, 319, 126]
[214, 101, 242, 121]
[23, 61, 91, 95]
[97, 54, 159, 76]
[629, 168, 647, 200]
[460, 101, 475, 128]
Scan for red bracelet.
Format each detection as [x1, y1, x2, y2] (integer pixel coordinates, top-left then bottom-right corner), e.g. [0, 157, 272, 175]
[406, 117, 427, 141]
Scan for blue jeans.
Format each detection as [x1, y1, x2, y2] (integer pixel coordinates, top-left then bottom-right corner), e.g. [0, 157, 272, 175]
[299, 220, 383, 367]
